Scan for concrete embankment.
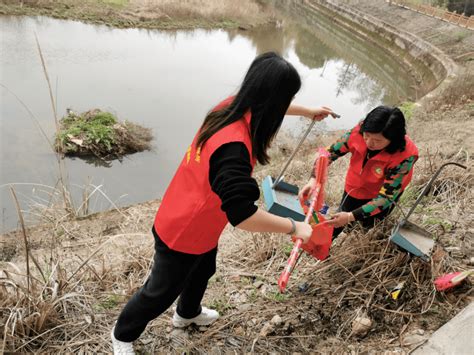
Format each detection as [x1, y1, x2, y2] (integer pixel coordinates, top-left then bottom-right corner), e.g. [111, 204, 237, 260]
[297, 0, 462, 104]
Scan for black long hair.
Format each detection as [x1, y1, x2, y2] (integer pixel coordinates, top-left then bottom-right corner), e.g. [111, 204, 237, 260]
[197, 52, 301, 165]
[360, 106, 407, 153]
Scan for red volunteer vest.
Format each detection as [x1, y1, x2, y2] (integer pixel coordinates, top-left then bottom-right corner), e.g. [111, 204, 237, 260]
[345, 124, 418, 199]
[154, 98, 255, 254]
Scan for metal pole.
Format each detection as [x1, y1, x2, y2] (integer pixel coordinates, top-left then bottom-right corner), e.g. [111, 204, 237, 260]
[272, 119, 316, 189]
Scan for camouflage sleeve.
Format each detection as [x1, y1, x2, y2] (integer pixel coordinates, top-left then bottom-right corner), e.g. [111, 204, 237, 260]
[310, 129, 352, 178]
[352, 155, 417, 220]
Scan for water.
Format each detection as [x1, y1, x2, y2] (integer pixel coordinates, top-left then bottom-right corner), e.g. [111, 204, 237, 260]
[0, 12, 420, 233]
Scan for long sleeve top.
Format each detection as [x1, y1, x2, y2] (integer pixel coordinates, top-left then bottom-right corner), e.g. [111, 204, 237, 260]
[316, 129, 417, 221]
[209, 142, 260, 226]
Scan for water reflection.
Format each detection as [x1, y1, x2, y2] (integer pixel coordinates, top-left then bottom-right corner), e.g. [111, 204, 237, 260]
[1, 11, 419, 232]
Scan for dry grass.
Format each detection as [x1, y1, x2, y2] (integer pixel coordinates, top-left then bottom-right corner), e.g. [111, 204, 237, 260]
[2, 125, 472, 352]
[427, 69, 474, 112]
[130, 0, 274, 24]
[0, 0, 276, 29]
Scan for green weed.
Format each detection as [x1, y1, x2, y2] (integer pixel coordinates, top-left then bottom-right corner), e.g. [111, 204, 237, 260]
[56, 110, 117, 154]
[282, 242, 294, 257]
[399, 101, 416, 121]
[425, 217, 452, 231]
[209, 297, 233, 314]
[94, 294, 121, 310]
[268, 291, 289, 302]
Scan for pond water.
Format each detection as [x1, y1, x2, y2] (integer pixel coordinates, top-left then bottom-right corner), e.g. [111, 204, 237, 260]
[0, 9, 420, 233]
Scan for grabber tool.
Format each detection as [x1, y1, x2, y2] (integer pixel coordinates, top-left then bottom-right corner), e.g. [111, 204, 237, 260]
[278, 148, 333, 292]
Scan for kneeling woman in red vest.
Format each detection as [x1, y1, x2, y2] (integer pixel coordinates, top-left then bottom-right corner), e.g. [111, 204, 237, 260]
[300, 106, 418, 238]
[111, 52, 337, 353]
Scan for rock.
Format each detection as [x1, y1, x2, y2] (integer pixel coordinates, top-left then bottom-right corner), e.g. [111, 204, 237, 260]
[170, 328, 188, 338]
[468, 257, 474, 266]
[253, 280, 264, 289]
[271, 315, 283, 326]
[416, 329, 425, 335]
[170, 328, 189, 347]
[198, 326, 208, 332]
[351, 315, 372, 337]
[237, 303, 252, 312]
[237, 293, 248, 303]
[260, 322, 275, 337]
[402, 333, 426, 346]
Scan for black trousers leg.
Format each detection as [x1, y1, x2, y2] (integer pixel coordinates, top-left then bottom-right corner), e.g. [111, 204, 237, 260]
[114, 230, 217, 342]
[176, 247, 217, 319]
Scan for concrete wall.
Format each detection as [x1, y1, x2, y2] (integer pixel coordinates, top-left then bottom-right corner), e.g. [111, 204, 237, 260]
[301, 0, 459, 104]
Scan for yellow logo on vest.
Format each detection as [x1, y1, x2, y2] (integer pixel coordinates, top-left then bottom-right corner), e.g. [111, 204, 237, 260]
[195, 147, 201, 163]
[186, 146, 201, 164]
[186, 146, 191, 164]
[372, 166, 384, 177]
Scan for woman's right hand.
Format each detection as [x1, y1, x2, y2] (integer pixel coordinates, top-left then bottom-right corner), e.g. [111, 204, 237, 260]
[298, 178, 316, 200]
[294, 221, 313, 244]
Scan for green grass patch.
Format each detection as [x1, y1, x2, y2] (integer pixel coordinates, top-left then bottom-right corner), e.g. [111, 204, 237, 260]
[209, 297, 233, 315]
[94, 294, 122, 310]
[267, 291, 289, 302]
[282, 242, 294, 257]
[424, 216, 452, 231]
[55, 109, 152, 159]
[399, 101, 416, 121]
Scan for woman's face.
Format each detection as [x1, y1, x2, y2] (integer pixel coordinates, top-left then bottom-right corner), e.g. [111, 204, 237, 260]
[363, 132, 391, 151]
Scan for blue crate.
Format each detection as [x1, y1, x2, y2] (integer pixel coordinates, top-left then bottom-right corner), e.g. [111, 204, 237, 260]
[262, 175, 305, 221]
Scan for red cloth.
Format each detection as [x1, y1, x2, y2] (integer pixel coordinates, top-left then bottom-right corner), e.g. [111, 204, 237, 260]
[154, 97, 255, 254]
[344, 124, 418, 199]
[295, 216, 333, 260]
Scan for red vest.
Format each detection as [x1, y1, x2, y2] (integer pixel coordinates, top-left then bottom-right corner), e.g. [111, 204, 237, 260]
[154, 98, 255, 254]
[345, 124, 418, 199]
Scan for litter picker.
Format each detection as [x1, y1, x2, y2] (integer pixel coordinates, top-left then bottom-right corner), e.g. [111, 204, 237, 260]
[278, 148, 333, 292]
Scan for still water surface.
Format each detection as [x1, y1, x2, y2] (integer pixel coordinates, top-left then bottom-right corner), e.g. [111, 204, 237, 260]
[0, 12, 417, 232]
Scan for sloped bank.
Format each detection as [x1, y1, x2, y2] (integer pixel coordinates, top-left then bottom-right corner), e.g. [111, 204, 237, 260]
[287, 0, 459, 104]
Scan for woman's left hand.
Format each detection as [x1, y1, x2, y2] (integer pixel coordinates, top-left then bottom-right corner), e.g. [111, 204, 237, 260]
[326, 212, 355, 228]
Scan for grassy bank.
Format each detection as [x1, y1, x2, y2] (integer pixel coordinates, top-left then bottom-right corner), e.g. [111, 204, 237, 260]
[0, 0, 276, 29]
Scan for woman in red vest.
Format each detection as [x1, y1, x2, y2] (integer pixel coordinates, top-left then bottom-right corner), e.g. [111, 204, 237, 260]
[300, 106, 418, 238]
[111, 52, 337, 354]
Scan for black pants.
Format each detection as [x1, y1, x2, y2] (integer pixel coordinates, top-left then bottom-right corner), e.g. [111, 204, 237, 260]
[333, 191, 397, 238]
[114, 228, 217, 342]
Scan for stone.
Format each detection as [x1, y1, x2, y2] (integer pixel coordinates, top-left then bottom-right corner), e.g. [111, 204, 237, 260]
[271, 315, 283, 326]
[253, 281, 264, 288]
[170, 328, 188, 338]
[351, 315, 372, 337]
[402, 333, 426, 346]
[237, 303, 252, 312]
[260, 322, 275, 337]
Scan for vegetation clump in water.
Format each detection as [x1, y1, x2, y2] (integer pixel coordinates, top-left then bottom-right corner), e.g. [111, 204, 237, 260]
[55, 109, 152, 159]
